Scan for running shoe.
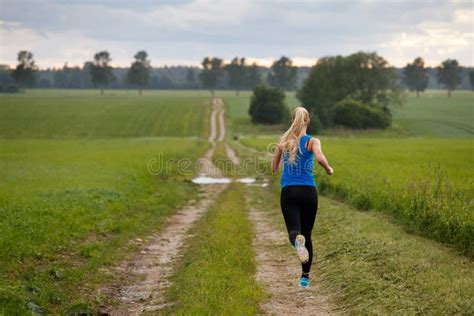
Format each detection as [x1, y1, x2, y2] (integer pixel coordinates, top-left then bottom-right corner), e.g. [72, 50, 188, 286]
[299, 276, 310, 288]
[294, 234, 309, 263]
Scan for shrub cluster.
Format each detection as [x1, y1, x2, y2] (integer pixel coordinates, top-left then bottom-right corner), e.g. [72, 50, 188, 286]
[0, 85, 21, 93]
[248, 85, 289, 124]
[334, 99, 391, 129]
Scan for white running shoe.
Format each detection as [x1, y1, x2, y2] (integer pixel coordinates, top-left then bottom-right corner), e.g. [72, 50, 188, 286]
[295, 234, 309, 264]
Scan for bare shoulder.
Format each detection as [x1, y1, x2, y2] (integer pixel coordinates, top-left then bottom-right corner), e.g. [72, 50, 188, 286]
[306, 137, 321, 153]
[309, 137, 321, 146]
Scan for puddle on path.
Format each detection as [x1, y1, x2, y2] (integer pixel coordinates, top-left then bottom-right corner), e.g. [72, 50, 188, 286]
[192, 176, 269, 187]
[235, 177, 257, 184]
[191, 176, 232, 184]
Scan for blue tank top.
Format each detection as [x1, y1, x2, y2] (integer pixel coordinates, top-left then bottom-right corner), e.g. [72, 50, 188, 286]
[281, 134, 316, 188]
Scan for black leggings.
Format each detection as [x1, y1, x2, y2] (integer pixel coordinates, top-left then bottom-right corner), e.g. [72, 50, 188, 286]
[280, 185, 318, 274]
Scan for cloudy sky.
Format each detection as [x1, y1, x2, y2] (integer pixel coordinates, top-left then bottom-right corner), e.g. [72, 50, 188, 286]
[0, 0, 472, 69]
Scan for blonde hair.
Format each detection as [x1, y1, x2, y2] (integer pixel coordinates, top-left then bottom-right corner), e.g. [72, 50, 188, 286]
[278, 106, 310, 163]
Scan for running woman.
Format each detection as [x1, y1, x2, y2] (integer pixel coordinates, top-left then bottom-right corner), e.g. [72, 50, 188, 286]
[272, 106, 333, 288]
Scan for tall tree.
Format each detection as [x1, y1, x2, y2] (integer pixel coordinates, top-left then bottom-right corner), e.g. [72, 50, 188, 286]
[225, 57, 246, 95]
[11, 50, 37, 92]
[246, 62, 261, 89]
[127, 51, 151, 95]
[298, 52, 399, 128]
[437, 59, 462, 97]
[90, 51, 114, 95]
[468, 70, 474, 91]
[267, 56, 297, 91]
[403, 57, 429, 98]
[199, 57, 223, 95]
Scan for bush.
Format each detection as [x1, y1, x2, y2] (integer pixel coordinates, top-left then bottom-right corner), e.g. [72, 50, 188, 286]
[248, 85, 289, 124]
[5, 86, 21, 93]
[334, 99, 391, 129]
[0, 85, 3, 93]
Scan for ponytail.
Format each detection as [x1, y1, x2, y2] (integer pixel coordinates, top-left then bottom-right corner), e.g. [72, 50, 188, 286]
[278, 107, 309, 163]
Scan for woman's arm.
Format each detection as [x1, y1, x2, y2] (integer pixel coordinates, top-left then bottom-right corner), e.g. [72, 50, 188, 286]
[272, 146, 282, 173]
[310, 138, 333, 175]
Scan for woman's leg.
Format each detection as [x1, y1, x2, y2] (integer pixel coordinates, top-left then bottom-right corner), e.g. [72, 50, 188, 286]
[280, 186, 302, 246]
[300, 187, 318, 274]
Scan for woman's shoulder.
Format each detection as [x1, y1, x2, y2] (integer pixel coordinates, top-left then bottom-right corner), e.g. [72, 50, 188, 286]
[305, 135, 321, 150]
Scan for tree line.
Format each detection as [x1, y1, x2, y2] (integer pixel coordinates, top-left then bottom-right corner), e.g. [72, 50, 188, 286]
[2, 50, 473, 95]
[1, 51, 299, 94]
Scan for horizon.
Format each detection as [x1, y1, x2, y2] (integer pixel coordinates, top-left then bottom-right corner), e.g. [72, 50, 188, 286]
[1, 54, 473, 71]
[1, 0, 472, 69]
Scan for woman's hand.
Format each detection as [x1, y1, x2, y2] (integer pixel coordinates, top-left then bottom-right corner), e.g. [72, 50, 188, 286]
[325, 166, 334, 176]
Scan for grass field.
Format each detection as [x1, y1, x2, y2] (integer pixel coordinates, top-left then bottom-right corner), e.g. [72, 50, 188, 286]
[247, 184, 474, 314]
[391, 90, 474, 137]
[166, 184, 265, 314]
[0, 138, 207, 313]
[0, 89, 210, 138]
[0, 89, 211, 313]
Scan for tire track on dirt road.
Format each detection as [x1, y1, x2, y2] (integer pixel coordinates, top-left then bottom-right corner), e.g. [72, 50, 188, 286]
[99, 97, 227, 314]
[247, 199, 334, 315]
[217, 98, 226, 142]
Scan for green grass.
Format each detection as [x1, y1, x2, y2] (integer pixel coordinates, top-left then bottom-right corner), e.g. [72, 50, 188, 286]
[391, 90, 474, 137]
[241, 137, 474, 255]
[246, 183, 474, 314]
[0, 89, 210, 139]
[165, 184, 265, 314]
[0, 138, 207, 313]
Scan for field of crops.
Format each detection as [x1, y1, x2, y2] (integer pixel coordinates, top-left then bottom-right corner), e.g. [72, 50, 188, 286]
[391, 90, 474, 137]
[0, 89, 210, 138]
[0, 90, 210, 313]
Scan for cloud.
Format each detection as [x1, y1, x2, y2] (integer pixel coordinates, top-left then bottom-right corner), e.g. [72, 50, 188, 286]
[0, 0, 472, 68]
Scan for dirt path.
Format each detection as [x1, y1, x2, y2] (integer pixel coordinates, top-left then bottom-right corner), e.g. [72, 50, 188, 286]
[99, 97, 227, 314]
[247, 202, 334, 315]
[208, 97, 220, 143]
[199, 98, 224, 177]
[216, 98, 226, 142]
[224, 143, 240, 165]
